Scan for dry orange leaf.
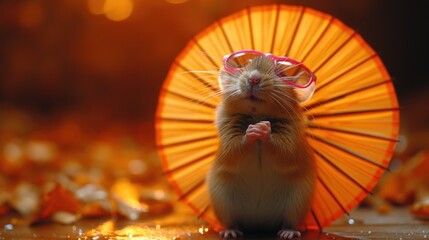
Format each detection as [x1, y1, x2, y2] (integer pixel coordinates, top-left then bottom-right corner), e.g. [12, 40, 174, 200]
[0, 204, 11, 217]
[377, 172, 415, 205]
[80, 202, 113, 218]
[410, 198, 429, 220]
[110, 178, 148, 220]
[31, 184, 81, 225]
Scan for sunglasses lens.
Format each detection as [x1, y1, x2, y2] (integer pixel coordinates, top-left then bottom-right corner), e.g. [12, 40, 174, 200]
[225, 52, 262, 69]
[276, 61, 313, 87]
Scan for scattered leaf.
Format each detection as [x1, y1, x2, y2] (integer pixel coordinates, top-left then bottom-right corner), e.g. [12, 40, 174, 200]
[31, 184, 81, 225]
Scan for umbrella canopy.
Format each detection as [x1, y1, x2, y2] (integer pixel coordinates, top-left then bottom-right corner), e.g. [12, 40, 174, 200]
[156, 4, 399, 231]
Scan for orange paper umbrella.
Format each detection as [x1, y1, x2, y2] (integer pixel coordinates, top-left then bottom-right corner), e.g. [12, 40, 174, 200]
[156, 4, 399, 231]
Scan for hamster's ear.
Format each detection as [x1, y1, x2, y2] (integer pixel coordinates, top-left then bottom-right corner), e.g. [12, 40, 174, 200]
[294, 81, 316, 103]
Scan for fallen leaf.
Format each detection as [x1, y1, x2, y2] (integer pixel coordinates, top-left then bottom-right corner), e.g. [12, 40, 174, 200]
[31, 184, 81, 225]
[110, 178, 148, 220]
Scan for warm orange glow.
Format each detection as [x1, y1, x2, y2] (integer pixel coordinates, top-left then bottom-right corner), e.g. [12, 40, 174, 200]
[110, 178, 148, 220]
[128, 159, 147, 175]
[87, 0, 105, 15]
[19, 1, 44, 29]
[166, 0, 189, 4]
[103, 0, 133, 22]
[3, 142, 23, 163]
[86, 220, 115, 236]
[156, 4, 399, 231]
[88, 0, 133, 21]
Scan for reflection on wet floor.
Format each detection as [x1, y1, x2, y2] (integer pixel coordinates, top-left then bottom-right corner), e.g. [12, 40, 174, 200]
[2, 203, 429, 239]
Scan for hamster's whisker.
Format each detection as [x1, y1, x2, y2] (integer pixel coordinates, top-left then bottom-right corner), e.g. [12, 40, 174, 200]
[268, 92, 294, 117]
[300, 105, 315, 120]
[189, 75, 220, 82]
[193, 49, 227, 67]
[222, 89, 240, 102]
[191, 90, 223, 104]
[188, 88, 220, 102]
[176, 70, 220, 76]
[270, 90, 302, 123]
[270, 86, 316, 125]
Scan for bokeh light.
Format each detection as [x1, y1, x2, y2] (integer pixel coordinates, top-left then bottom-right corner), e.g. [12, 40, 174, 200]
[103, 0, 133, 22]
[87, 0, 133, 21]
[87, 0, 105, 15]
[166, 0, 189, 4]
[18, 1, 44, 29]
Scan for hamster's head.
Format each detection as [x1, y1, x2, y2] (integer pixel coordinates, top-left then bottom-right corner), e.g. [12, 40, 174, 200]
[218, 56, 299, 109]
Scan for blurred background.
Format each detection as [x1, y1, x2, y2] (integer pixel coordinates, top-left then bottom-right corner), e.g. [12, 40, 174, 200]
[0, 0, 428, 226]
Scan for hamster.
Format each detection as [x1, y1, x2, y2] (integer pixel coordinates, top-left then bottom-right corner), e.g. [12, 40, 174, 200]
[206, 55, 317, 239]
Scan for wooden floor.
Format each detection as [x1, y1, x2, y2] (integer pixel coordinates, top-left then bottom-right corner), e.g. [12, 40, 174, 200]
[1, 203, 428, 239]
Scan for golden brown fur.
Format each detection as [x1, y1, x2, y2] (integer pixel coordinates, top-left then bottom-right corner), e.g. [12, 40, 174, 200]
[206, 56, 317, 238]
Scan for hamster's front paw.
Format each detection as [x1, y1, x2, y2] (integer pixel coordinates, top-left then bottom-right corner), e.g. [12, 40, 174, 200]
[244, 121, 271, 143]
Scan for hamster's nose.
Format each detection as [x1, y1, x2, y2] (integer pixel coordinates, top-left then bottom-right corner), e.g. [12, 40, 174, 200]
[248, 71, 261, 85]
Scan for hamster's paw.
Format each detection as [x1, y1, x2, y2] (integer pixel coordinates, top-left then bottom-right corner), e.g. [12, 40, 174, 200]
[245, 121, 271, 143]
[219, 229, 243, 239]
[277, 229, 301, 239]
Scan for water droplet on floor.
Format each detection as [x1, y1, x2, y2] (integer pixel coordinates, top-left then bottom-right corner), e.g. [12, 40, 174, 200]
[347, 218, 356, 225]
[4, 224, 13, 230]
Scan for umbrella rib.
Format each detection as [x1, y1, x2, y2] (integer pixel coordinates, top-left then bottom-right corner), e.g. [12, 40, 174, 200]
[318, 176, 349, 216]
[312, 31, 357, 74]
[311, 209, 323, 231]
[217, 21, 234, 53]
[310, 134, 389, 171]
[312, 148, 373, 194]
[157, 117, 213, 124]
[176, 62, 219, 92]
[305, 79, 391, 110]
[178, 179, 205, 201]
[311, 108, 400, 118]
[315, 52, 378, 93]
[193, 39, 221, 69]
[198, 204, 210, 218]
[163, 150, 216, 174]
[269, 4, 281, 53]
[160, 135, 217, 148]
[247, 7, 255, 50]
[166, 89, 217, 109]
[284, 6, 305, 56]
[301, 16, 335, 63]
[307, 123, 399, 142]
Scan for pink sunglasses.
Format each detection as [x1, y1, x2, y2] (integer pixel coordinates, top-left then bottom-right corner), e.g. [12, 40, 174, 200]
[223, 50, 317, 102]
